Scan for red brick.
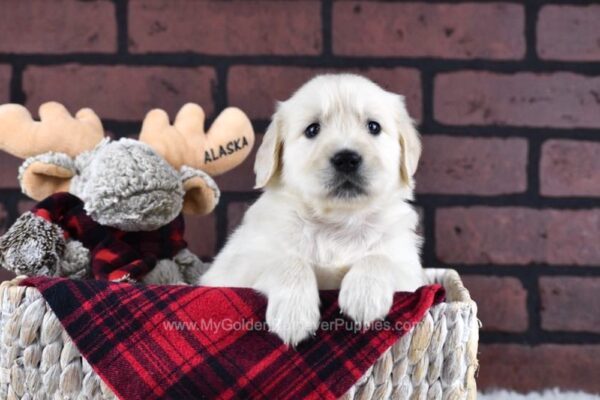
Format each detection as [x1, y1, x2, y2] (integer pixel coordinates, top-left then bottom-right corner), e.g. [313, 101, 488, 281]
[215, 134, 262, 193]
[18, 200, 37, 215]
[538, 5, 600, 61]
[540, 277, 600, 333]
[0, 268, 15, 282]
[478, 344, 600, 393]
[23, 65, 216, 122]
[184, 214, 216, 259]
[0, 153, 21, 189]
[0, 0, 116, 53]
[436, 207, 600, 265]
[540, 140, 600, 197]
[415, 207, 424, 237]
[435, 72, 600, 128]
[228, 66, 421, 121]
[416, 136, 527, 195]
[462, 276, 528, 332]
[129, 0, 321, 55]
[333, 2, 524, 59]
[0, 201, 8, 236]
[227, 202, 251, 234]
[0, 65, 10, 102]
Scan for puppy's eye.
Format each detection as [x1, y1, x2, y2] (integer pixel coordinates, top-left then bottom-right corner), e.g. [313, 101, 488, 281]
[304, 123, 320, 139]
[367, 121, 381, 136]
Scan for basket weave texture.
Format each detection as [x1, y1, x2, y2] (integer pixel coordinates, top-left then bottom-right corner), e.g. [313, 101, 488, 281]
[0, 269, 478, 400]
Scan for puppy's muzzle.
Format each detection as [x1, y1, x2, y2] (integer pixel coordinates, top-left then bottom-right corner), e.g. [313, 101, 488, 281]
[331, 150, 362, 174]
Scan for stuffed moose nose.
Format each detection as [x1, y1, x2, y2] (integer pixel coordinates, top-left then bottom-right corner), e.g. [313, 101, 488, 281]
[331, 150, 362, 174]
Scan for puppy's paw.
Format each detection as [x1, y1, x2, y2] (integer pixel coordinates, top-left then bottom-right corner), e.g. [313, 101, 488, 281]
[266, 291, 321, 347]
[339, 272, 394, 327]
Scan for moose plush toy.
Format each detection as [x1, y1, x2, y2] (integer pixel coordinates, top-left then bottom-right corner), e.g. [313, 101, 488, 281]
[0, 102, 254, 284]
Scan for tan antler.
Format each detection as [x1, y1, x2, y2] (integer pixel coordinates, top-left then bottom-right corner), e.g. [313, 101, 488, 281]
[0, 102, 105, 159]
[139, 103, 254, 176]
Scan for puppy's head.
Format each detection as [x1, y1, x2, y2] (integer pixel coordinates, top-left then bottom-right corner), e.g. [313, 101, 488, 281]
[255, 74, 421, 207]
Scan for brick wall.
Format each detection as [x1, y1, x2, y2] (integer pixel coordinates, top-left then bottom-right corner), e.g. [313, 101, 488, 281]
[0, 0, 599, 393]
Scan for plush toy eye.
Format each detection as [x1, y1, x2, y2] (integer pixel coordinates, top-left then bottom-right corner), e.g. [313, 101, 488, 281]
[304, 123, 320, 139]
[367, 121, 381, 136]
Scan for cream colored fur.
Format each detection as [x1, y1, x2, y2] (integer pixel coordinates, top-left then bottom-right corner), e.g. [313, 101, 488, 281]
[201, 74, 424, 345]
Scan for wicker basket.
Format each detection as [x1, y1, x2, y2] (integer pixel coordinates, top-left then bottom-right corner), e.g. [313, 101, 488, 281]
[0, 269, 478, 400]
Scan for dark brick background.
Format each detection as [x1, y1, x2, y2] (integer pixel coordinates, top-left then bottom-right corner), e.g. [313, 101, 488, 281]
[0, 0, 598, 393]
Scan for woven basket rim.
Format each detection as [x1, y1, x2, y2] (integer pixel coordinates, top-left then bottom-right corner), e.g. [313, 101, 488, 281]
[0, 268, 472, 307]
[424, 268, 473, 304]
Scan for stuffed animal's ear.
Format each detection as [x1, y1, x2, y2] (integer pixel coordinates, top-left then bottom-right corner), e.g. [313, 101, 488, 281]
[396, 96, 421, 186]
[18, 153, 76, 201]
[254, 109, 283, 189]
[180, 166, 220, 216]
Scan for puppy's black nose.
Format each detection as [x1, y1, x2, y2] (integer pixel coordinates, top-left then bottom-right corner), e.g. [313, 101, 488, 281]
[331, 150, 362, 173]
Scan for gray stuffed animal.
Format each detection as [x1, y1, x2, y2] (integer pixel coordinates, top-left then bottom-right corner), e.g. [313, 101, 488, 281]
[0, 102, 254, 284]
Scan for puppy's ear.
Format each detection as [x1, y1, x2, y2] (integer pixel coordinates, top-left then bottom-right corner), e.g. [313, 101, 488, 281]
[396, 96, 421, 186]
[254, 109, 283, 189]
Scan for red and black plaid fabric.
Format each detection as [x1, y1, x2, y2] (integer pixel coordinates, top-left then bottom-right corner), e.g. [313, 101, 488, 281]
[23, 277, 444, 400]
[32, 193, 187, 281]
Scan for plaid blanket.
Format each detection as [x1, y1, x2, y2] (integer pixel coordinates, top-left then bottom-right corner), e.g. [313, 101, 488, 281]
[23, 277, 445, 400]
[32, 192, 187, 281]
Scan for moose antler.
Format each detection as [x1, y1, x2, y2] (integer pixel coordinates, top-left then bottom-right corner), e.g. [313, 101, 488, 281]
[139, 103, 254, 176]
[0, 102, 105, 159]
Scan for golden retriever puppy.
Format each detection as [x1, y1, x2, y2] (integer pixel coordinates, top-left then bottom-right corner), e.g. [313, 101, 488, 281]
[201, 74, 424, 345]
